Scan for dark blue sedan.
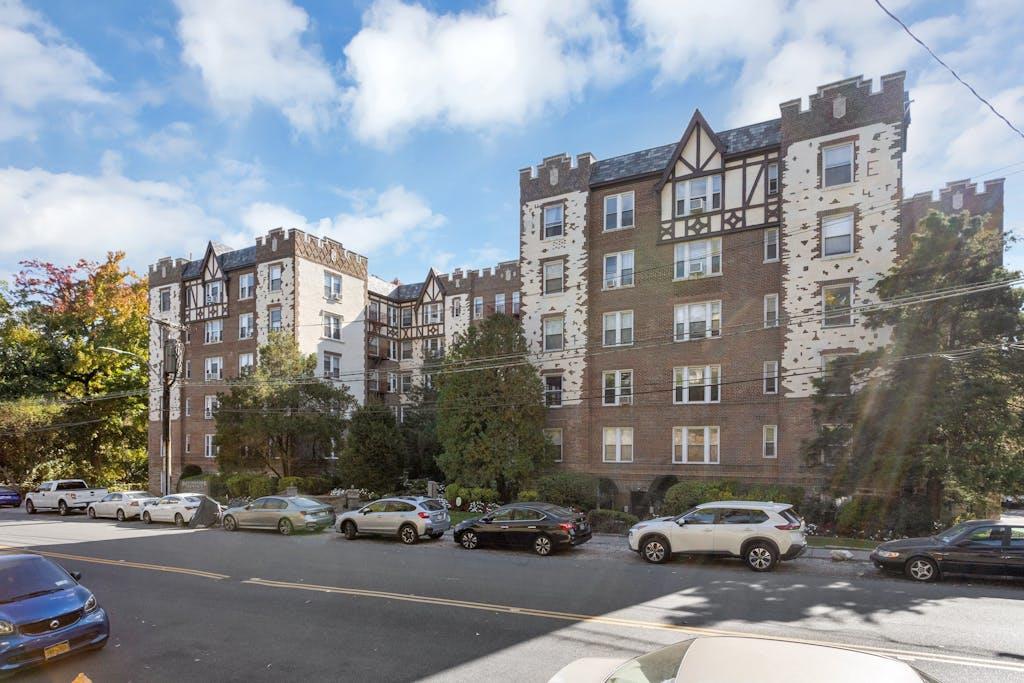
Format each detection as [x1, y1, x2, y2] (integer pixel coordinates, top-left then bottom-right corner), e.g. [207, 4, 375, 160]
[0, 554, 109, 673]
[0, 487, 20, 508]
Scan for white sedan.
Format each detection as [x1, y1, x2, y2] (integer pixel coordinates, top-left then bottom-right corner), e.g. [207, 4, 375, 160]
[87, 491, 158, 521]
[141, 494, 207, 526]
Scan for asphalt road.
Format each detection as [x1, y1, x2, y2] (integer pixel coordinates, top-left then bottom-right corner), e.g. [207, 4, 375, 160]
[0, 508, 1021, 683]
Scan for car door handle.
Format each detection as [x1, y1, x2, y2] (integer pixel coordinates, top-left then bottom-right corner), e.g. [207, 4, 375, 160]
[500, 526, 510, 529]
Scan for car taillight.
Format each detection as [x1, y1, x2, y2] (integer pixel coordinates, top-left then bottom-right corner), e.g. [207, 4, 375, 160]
[775, 523, 800, 530]
[418, 512, 430, 519]
[559, 523, 574, 532]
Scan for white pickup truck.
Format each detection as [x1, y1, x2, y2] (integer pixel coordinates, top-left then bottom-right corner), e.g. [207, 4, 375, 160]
[25, 480, 109, 516]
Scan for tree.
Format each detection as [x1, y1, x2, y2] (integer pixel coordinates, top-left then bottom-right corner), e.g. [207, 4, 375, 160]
[435, 314, 548, 499]
[399, 359, 444, 480]
[804, 211, 1024, 528]
[214, 333, 355, 478]
[340, 405, 404, 493]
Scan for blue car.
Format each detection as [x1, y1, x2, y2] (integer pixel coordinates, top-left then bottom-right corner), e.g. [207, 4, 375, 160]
[0, 487, 20, 508]
[0, 554, 109, 674]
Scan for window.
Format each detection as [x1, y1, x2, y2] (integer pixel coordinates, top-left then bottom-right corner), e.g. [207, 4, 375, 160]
[204, 319, 223, 343]
[185, 361, 191, 379]
[822, 354, 853, 395]
[543, 317, 564, 352]
[401, 308, 413, 328]
[368, 336, 380, 357]
[763, 361, 779, 394]
[544, 375, 563, 407]
[823, 284, 853, 327]
[184, 434, 191, 454]
[722, 509, 769, 524]
[323, 314, 343, 340]
[543, 261, 564, 295]
[603, 250, 635, 289]
[823, 143, 853, 187]
[473, 296, 484, 318]
[544, 428, 563, 462]
[452, 298, 461, 318]
[387, 306, 397, 327]
[673, 365, 720, 404]
[764, 228, 779, 263]
[675, 175, 721, 216]
[388, 372, 397, 393]
[674, 301, 721, 341]
[204, 395, 217, 419]
[673, 426, 720, 464]
[603, 370, 633, 406]
[239, 353, 254, 375]
[604, 192, 635, 231]
[494, 293, 506, 314]
[543, 204, 563, 238]
[603, 311, 634, 347]
[763, 425, 778, 458]
[159, 288, 171, 312]
[424, 303, 442, 324]
[204, 434, 218, 459]
[511, 291, 520, 315]
[400, 340, 413, 360]
[323, 271, 343, 299]
[388, 340, 398, 361]
[964, 526, 1005, 546]
[268, 264, 283, 292]
[238, 313, 254, 340]
[822, 214, 854, 257]
[238, 273, 254, 299]
[603, 427, 633, 462]
[323, 352, 342, 379]
[269, 307, 282, 332]
[400, 373, 413, 394]
[204, 281, 222, 305]
[764, 294, 779, 328]
[204, 357, 222, 381]
[674, 238, 721, 279]
[184, 398, 191, 417]
[424, 337, 443, 359]
[767, 163, 779, 195]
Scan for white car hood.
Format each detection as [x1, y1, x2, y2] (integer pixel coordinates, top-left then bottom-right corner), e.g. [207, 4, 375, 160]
[548, 657, 629, 683]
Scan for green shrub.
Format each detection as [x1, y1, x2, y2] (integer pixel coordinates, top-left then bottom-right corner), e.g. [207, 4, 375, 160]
[587, 509, 639, 534]
[302, 476, 332, 495]
[279, 476, 304, 492]
[516, 489, 540, 502]
[468, 487, 499, 504]
[662, 480, 736, 516]
[536, 472, 597, 510]
[180, 464, 203, 480]
[247, 476, 275, 499]
[224, 473, 251, 498]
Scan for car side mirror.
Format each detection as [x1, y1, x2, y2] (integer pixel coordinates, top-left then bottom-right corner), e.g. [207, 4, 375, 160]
[360, 509, 370, 515]
[71, 571, 82, 581]
[677, 519, 687, 526]
[480, 517, 491, 524]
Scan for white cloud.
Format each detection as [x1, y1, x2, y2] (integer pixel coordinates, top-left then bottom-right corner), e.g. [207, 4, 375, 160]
[135, 122, 204, 160]
[241, 201, 308, 234]
[175, 0, 340, 134]
[0, 0, 109, 140]
[342, 0, 629, 146]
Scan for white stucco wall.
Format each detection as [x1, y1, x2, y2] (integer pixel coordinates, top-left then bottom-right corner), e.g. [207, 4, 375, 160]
[781, 121, 902, 397]
[520, 190, 589, 406]
[444, 293, 470, 349]
[255, 257, 295, 346]
[148, 282, 182, 421]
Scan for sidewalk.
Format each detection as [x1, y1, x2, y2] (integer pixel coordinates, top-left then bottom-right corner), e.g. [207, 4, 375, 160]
[588, 533, 872, 562]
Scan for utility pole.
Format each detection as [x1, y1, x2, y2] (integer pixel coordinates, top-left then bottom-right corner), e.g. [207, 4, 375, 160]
[159, 333, 180, 495]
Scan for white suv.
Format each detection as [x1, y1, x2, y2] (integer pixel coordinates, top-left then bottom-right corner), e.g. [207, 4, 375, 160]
[627, 501, 807, 572]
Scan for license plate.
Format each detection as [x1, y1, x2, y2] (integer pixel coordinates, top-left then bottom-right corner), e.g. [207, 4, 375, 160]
[44, 641, 70, 660]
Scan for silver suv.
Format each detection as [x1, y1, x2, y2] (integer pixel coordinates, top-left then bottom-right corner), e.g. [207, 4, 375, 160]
[336, 497, 450, 544]
[627, 501, 807, 571]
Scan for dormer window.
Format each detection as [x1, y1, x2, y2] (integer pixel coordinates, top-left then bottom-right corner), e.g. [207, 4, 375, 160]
[204, 281, 222, 305]
[823, 143, 853, 187]
[675, 175, 721, 217]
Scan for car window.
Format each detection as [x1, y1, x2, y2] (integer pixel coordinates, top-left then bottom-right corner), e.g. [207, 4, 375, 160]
[101, 494, 115, 502]
[365, 501, 388, 513]
[57, 481, 87, 491]
[513, 509, 544, 521]
[1010, 528, 1024, 548]
[160, 498, 176, 505]
[292, 497, 322, 508]
[421, 500, 445, 511]
[965, 526, 1004, 545]
[780, 509, 802, 525]
[386, 502, 416, 513]
[683, 509, 718, 524]
[127, 492, 150, 499]
[490, 509, 515, 522]
[249, 498, 269, 510]
[721, 509, 755, 524]
[270, 498, 289, 511]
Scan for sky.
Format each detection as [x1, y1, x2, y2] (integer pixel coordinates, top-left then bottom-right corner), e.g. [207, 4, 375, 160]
[0, 0, 1022, 285]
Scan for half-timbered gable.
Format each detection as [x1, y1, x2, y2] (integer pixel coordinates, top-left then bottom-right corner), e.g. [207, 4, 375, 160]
[183, 242, 230, 322]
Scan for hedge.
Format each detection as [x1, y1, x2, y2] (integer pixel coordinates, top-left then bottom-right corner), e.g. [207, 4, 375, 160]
[516, 489, 540, 502]
[587, 509, 639, 534]
[444, 484, 499, 510]
[279, 476, 304, 492]
[536, 472, 597, 510]
[661, 480, 805, 517]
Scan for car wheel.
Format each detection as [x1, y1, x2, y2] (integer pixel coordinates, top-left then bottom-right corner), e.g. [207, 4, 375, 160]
[460, 530, 479, 550]
[116, 509, 125, 522]
[278, 518, 294, 536]
[745, 542, 778, 572]
[533, 534, 553, 556]
[640, 536, 670, 564]
[25, 500, 35, 514]
[905, 556, 939, 582]
[399, 524, 419, 545]
[143, 511, 152, 524]
[174, 513, 185, 527]
[223, 515, 237, 532]
[341, 520, 357, 539]
[87, 507, 96, 519]
[58, 500, 69, 516]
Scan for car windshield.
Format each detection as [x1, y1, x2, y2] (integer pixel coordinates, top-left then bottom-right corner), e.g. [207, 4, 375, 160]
[61, 481, 87, 490]
[421, 500, 445, 511]
[184, 496, 203, 504]
[292, 497, 323, 508]
[0, 557, 74, 603]
[0, 486, 16, 494]
[607, 639, 694, 682]
[937, 522, 976, 543]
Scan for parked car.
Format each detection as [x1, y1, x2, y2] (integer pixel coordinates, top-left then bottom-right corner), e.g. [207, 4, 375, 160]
[0, 553, 109, 675]
[87, 491, 159, 521]
[627, 500, 806, 571]
[453, 502, 592, 556]
[336, 496, 450, 544]
[0, 486, 21, 508]
[222, 496, 336, 535]
[141, 494, 219, 527]
[548, 635, 940, 683]
[25, 480, 108, 516]
[871, 519, 1024, 582]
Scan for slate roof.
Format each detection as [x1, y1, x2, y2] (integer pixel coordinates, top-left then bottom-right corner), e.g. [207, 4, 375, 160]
[390, 282, 424, 301]
[590, 118, 781, 186]
[181, 245, 257, 279]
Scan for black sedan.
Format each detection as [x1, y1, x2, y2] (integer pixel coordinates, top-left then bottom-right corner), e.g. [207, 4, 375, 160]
[453, 503, 592, 556]
[870, 519, 1024, 582]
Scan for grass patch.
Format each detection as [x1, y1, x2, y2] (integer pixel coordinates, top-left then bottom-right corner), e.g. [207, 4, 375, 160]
[807, 536, 878, 550]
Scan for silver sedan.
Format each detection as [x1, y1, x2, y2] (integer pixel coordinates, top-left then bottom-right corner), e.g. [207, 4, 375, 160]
[222, 496, 336, 535]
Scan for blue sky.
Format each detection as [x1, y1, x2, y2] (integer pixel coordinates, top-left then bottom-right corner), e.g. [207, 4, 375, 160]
[1, 0, 1022, 284]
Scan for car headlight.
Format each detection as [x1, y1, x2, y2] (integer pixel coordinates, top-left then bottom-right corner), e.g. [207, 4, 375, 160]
[875, 550, 900, 559]
[0, 621, 13, 635]
[84, 594, 97, 613]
